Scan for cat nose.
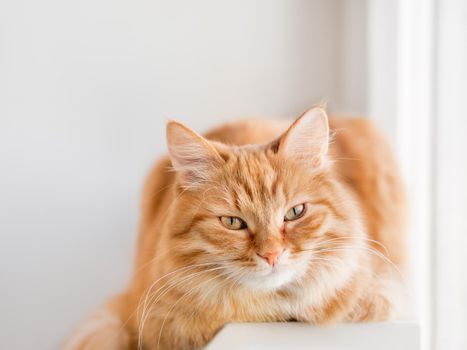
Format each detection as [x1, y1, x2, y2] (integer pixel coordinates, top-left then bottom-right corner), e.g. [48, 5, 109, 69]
[258, 249, 284, 266]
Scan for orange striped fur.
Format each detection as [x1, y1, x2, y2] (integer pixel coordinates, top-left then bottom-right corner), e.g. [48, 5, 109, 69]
[64, 107, 406, 349]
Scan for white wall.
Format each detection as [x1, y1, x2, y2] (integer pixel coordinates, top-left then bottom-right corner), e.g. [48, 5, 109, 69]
[367, 0, 398, 143]
[0, 1, 370, 349]
[434, 0, 467, 348]
[337, 0, 368, 115]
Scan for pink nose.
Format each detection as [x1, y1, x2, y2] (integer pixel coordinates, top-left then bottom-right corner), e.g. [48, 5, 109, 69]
[258, 249, 284, 266]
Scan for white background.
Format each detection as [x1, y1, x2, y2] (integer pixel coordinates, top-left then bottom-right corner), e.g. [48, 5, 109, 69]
[433, 0, 467, 348]
[4, 0, 465, 349]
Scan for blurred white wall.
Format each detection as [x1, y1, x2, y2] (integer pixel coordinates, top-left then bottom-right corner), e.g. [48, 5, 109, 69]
[434, 0, 467, 348]
[0, 0, 368, 349]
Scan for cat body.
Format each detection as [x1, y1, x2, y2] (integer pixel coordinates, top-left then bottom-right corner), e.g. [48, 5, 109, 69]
[65, 108, 406, 350]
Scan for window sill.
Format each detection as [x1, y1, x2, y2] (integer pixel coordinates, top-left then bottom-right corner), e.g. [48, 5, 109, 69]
[206, 322, 419, 350]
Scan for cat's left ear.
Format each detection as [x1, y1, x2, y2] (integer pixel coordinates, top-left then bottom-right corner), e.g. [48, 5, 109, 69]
[275, 107, 329, 167]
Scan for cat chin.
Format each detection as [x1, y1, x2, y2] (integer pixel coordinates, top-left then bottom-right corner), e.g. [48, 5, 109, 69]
[239, 266, 299, 291]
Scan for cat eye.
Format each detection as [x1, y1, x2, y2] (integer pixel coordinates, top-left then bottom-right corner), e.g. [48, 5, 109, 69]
[284, 203, 306, 221]
[220, 216, 247, 230]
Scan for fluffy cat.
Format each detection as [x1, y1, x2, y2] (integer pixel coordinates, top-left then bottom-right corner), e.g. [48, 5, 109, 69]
[64, 107, 406, 350]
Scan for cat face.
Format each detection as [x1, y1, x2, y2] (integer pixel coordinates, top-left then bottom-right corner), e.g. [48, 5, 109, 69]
[166, 108, 362, 292]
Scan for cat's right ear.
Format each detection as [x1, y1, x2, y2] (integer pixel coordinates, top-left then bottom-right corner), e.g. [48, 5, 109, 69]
[166, 121, 224, 186]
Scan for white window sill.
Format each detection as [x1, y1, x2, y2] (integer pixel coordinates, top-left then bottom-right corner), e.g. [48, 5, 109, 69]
[206, 322, 419, 350]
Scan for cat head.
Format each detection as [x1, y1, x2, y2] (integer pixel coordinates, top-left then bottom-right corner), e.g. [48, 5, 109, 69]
[165, 107, 363, 292]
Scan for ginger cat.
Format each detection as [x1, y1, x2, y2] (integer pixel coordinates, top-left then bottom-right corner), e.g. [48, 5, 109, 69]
[64, 107, 406, 350]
